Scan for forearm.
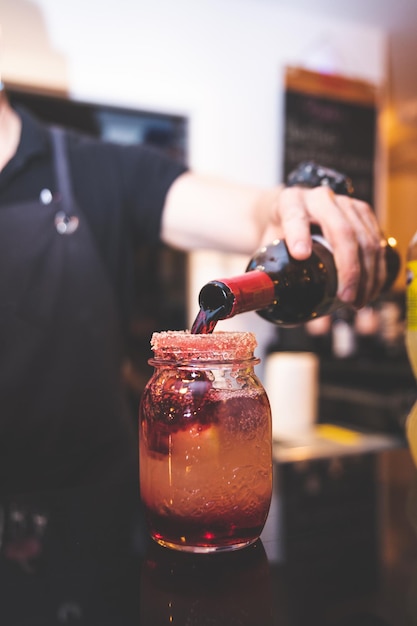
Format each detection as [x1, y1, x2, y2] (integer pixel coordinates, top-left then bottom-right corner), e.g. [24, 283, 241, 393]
[161, 171, 277, 255]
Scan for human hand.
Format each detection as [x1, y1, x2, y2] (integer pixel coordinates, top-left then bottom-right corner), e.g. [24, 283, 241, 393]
[261, 184, 386, 308]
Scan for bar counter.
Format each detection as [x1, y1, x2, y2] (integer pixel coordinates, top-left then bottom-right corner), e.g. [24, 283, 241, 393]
[1, 431, 416, 626]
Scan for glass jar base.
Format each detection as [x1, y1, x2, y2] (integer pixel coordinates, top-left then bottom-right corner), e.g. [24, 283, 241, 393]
[152, 535, 259, 553]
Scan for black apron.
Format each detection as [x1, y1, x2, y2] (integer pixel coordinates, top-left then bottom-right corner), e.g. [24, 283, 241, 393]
[0, 127, 137, 494]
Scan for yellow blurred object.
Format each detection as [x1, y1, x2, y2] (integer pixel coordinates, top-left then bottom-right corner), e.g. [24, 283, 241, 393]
[406, 401, 417, 467]
[405, 232, 417, 378]
[316, 424, 362, 445]
[405, 231, 417, 468]
[406, 254, 417, 379]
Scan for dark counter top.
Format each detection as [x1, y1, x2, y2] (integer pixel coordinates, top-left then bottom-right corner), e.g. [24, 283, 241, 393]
[1, 447, 417, 626]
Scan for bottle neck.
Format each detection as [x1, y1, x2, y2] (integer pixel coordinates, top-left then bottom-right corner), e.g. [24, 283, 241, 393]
[198, 270, 275, 320]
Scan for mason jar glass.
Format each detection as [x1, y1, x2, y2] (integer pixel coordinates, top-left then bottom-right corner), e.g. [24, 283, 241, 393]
[139, 331, 272, 553]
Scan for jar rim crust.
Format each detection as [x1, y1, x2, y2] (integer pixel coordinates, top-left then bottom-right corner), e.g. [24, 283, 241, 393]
[150, 330, 258, 362]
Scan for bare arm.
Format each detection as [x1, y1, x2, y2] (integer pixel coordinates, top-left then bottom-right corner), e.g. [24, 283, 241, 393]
[161, 171, 386, 308]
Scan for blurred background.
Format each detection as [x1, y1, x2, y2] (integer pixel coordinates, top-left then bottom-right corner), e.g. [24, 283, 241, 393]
[3, 2, 417, 617]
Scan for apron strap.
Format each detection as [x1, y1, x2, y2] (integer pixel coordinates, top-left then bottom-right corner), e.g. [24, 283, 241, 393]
[50, 126, 77, 215]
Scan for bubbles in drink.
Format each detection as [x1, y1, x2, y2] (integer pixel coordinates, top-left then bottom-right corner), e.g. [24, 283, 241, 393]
[140, 385, 272, 550]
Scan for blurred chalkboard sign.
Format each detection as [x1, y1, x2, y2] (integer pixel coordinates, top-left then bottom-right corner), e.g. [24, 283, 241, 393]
[283, 67, 379, 206]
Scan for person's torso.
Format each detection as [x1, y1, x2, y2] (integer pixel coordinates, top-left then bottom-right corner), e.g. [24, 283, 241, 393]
[0, 126, 136, 493]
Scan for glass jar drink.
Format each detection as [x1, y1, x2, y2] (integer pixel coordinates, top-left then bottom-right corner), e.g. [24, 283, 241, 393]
[139, 331, 272, 553]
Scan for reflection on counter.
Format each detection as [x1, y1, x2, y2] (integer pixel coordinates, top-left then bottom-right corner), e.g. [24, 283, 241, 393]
[141, 540, 273, 625]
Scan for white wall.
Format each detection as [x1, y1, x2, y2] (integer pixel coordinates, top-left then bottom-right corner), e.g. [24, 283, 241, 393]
[0, 0, 388, 366]
[1, 0, 386, 180]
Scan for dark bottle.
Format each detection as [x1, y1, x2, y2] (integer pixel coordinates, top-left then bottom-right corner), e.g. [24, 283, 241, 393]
[192, 233, 337, 331]
[191, 162, 400, 333]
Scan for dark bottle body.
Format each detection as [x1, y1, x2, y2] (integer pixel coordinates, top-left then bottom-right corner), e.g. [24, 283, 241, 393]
[194, 235, 400, 331]
[194, 234, 338, 331]
[246, 234, 337, 325]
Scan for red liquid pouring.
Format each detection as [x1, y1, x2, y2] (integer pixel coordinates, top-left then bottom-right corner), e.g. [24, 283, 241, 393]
[191, 307, 220, 334]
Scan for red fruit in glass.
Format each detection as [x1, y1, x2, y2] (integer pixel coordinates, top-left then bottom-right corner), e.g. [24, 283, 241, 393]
[139, 331, 272, 553]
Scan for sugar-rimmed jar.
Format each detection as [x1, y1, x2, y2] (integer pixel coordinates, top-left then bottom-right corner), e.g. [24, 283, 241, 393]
[139, 331, 272, 553]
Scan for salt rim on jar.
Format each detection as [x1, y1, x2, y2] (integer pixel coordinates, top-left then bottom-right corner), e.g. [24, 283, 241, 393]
[150, 330, 258, 362]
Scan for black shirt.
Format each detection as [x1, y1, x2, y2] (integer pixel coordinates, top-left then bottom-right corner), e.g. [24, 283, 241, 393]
[0, 106, 188, 329]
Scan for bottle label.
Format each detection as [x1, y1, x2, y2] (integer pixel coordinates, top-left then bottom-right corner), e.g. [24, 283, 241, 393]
[407, 260, 417, 330]
[221, 271, 275, 315]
